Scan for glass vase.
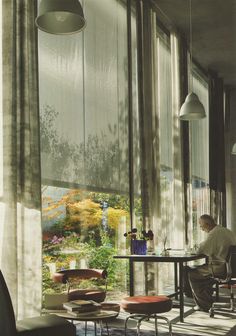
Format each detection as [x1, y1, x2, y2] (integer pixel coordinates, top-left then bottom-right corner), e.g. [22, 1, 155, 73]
[131, 239, 147, 255]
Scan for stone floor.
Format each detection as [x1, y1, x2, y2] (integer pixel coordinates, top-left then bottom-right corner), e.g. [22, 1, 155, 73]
[108, 291, 236, 336]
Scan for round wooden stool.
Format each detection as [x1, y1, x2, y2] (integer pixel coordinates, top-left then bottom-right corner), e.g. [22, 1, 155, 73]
[121, 295, 172, 336]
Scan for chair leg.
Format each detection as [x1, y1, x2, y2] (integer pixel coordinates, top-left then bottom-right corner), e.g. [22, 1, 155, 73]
[154, 315, 172, 336]
[215, 282, 219, 302]
[136, 319, 141, 336]
[99, 321, 103, 336]
[154, 315, 158, 336]
[209, 306, 214, 318]
[94, 321, 97, 336]
[230, 286, 234, 311]
[85, 321, 87, 336]
[210, 285, 235, 317]
[125, 314, 149, 336]
[125, 313, 172, 336]
[124, 315, 133, 336]
[105, 322, 109, 336]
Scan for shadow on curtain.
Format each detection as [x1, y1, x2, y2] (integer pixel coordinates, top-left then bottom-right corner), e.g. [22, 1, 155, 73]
[1, 0, 42, 319]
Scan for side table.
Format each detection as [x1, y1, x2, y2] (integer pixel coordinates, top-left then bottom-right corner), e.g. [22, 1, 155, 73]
[55, 310, 119, 336]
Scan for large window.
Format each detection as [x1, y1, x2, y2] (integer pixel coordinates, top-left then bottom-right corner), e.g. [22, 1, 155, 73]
[38, 0, 212, 300]
[38, 0, 132, 301]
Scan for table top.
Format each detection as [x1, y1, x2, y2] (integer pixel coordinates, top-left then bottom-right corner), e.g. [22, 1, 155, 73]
[113, 253, 206, 262]
[55, 310, 119, 321]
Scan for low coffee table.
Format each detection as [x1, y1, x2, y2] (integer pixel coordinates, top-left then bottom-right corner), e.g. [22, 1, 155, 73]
[55, 310, 119, 336]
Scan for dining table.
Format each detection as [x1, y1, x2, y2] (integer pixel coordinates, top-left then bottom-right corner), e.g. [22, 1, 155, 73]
[113, 253, 206, 322]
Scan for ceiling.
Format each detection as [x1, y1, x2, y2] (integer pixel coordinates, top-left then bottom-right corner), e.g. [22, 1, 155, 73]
[155, 0, 236, 88]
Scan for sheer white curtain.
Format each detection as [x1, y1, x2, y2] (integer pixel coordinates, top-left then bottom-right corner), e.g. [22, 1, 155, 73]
[157, 31, 185, 250]
[133, 4, 161, 295]
[0, 0, 42, 319]
[171, 33, 185, 249]
[191, 72, 209, 182]
[152, 32, 185, 294]
[157, 32, 174, 245]
[131, 5, 142, 226]
[190, 70, 210, 245]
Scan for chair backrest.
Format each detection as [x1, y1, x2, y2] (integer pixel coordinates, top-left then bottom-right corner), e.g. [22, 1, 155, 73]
[52, 269, 108, 296]
[227, 245, 236, 279]
[0, 270, 17, 336]
[53, 269, 108, 284]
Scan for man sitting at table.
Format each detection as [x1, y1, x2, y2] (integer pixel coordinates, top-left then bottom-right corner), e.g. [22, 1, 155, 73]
[186, 214, 236, 312]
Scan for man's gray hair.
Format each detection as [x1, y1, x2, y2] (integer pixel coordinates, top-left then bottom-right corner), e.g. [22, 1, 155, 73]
[200, 214, 215, 226]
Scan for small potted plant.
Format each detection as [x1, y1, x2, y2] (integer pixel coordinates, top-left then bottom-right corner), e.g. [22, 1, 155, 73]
[124, 228, 154, 255]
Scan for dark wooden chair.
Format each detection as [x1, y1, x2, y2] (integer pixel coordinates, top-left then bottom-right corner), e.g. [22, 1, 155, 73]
[209, 245, 236, 317]
[0, 270, 76, 336]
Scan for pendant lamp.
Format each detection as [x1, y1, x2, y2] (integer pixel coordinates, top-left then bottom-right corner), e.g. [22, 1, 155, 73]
[179, 0, 206, 120]
[232, 143, 236, 155]
[35, 0, 86, 35]
[179, 92, 206, 120]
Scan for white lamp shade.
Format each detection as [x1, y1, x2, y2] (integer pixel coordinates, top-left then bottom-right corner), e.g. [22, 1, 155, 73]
[232, 143, 236, 155]
[179, 92, 206, 120]
[35, 0, 86, 34]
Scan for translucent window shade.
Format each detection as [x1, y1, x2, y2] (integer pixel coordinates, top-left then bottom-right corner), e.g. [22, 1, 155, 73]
[190, 71, 209, 182]
[38, 0, 129, 193]
[158, 37, 173, 170]
[132, 11, 141, 197]
[130, 4, 143, 229]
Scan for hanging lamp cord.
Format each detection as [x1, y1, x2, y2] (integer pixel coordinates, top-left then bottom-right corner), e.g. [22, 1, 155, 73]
[190, 0, 193, 91]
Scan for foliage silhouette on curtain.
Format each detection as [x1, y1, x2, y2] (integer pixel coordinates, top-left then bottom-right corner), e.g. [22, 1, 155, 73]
[136, 1, 160, 232]
[134, 1, 185, 294]
[209, 75, 226, 225]
[170, 33, 185, 249]
[38, 0, 129, 194]
[1, 0, 42, 319]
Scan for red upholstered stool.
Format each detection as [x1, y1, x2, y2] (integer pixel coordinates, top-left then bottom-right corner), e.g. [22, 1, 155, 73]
[121, 296, 172, 336]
